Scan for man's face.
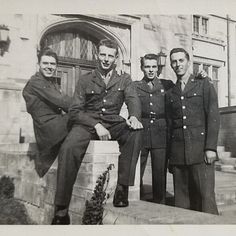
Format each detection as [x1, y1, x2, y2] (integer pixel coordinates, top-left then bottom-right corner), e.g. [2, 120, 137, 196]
[97, 45, 117, 72]
[170, 52, 190, 77]
[142, 59, 158, 80]
[39, 55, 57, 78]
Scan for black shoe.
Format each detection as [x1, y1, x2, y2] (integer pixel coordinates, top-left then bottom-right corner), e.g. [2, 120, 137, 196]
[113, 184, 129, 207]
[51, 214, 70, 225]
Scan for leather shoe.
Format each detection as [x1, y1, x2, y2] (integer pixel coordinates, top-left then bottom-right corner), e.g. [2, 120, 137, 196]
[113, 184, 129, 207]
[51, 214, 70, 225]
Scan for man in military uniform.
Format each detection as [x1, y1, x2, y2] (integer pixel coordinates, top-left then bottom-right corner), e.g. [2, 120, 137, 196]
[134, 54, 174, 203]
[166, 48, 220, 214]
[51, 39, 143, 224]
[23, 48, 72, 177]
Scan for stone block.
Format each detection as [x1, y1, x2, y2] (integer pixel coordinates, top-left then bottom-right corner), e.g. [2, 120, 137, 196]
[70, 211, 83, 225]
[69, 194, 86, 214]
[21, 182, 42, 206]
[42, 187, 56, 206]
[44, 168, 57, 189]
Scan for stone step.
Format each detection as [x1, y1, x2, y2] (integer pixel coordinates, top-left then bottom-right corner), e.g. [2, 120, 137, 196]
[103, 201, 236, 224]
[218, 204, 236, 217]
[218, 151, 232, 159]
[218, 156, 236, 165]
[217, 146, 225, 152]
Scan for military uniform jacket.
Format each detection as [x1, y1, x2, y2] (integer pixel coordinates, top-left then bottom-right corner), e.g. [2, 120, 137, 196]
[166, 74, 220, 165]
[69, 69, 141, 129]
[134, 78, 174, 148]
[23, 72, 72, 152]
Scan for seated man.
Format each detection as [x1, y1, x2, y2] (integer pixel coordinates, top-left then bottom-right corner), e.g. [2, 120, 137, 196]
[23, 48, 72, 177]
[51, 39, 143, 224]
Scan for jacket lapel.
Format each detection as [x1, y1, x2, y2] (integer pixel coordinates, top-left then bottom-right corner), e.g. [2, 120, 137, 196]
[182, 74, 198, 95]
[92, 70, 106, 88]
[136, 78, 151, 93]
[106, 70, 120, 89]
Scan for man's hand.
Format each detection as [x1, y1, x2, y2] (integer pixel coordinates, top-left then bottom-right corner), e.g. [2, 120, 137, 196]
[197, 70, 208, 79]
[94, 123, 111, 140]
[126, 116, 143, 130]
[204, 150, 218, 165]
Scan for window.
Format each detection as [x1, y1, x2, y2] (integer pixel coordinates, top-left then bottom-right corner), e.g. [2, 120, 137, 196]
[193, 16, 200, 34]
[212, 66, 219, 92]
[193, 62, 219, 93]
[202, 18, 208, 34]
[193, 62, 200, 75]
[193, 15, 209, 35]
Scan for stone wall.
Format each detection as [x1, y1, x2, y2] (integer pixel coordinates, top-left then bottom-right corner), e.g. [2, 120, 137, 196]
[0, 141, 140, 225]
[218, 106, 236, 157]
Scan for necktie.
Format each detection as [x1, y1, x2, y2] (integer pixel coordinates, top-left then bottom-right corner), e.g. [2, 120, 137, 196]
[148, 81, 154, 90]
[177, 79, 185, 91]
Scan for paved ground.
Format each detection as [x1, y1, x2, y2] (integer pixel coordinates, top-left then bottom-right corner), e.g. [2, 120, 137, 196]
[142, 166, 236, 212]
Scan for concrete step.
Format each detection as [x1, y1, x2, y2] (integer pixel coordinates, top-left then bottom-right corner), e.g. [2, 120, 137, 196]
[103, 201, 236, 224]
[218, 204, 236, 217]
[217, 146, 225, 152]
[218, 151, 232, 159]
[218, 157, 236, 165]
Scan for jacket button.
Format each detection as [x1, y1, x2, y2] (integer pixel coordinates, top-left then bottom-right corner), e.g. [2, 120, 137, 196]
[182, 105, 186, 109]
[105, 90, 108, 93]
[150, 94, 153, 97]
[183, 116, 186, 119]
[150, 120, 154, 123]
[150, 102, 153, 106]
[103, 99, 106, 103]
[181, 96, 184, 100]
[102, 108, 106, 112]
[183, 125, 187, 129]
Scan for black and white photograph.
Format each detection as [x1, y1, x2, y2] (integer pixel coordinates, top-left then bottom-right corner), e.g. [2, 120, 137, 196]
[1, 0, 236, 235]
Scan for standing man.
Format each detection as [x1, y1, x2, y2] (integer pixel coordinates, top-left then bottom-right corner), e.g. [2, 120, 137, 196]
[23, 48, 72, 177]
[166, 48, 220, 214]
[51, 39, 143, 224]
[134, 54, 174, 203]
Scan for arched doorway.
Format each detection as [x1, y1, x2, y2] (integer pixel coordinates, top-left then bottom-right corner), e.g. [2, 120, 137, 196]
[40, 21, 126, 96]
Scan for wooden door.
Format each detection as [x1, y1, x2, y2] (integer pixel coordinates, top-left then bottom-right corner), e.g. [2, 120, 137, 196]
[56, 62, 96, 96]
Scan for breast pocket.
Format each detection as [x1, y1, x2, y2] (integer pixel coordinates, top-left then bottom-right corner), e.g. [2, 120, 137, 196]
[186, 91, 203, 106]
[85, 87, 102, 102]
[112, 87, 125, 105]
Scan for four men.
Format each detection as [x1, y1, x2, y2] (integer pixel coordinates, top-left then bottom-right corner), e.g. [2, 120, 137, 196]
[23, 40, 220, 224]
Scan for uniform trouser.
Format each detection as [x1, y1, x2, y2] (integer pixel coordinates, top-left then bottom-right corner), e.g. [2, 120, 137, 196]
[140, 148, 167, 204]
[54, 121, 141, 208]
[173, 162, 218, 215]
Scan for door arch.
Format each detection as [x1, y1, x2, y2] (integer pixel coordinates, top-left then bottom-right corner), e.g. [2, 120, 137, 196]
[39, 20, 128, 96]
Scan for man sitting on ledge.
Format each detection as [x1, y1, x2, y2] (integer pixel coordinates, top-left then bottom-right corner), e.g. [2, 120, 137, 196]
[51, 39, 143, 225]
[23, 48, 72, 177]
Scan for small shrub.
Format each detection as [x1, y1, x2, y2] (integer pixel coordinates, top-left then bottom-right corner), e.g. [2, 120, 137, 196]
[82, 164, 114, 225]
[0, 176, 15, 199]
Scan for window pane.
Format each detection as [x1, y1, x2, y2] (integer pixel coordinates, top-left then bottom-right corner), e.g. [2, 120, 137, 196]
[202, 18, 208, 34]
[203, 64, 209, 74]
[193, 16, 200, 33]
[193, 63, 200, 75]
[212, 66, 219, 93]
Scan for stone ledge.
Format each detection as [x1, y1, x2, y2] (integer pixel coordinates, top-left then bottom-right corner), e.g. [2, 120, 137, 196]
[103, 201, 236, 224]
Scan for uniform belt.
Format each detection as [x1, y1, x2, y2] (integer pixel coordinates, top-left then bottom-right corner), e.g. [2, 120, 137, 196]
[142, 114, 165, 119]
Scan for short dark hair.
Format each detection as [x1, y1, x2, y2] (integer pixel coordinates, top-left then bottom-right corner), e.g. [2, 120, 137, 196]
[140, 53, 158, 67]
[170, 48, 190, 61]
[37, 47, 58, 64]
[96, 39, 119, 55]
